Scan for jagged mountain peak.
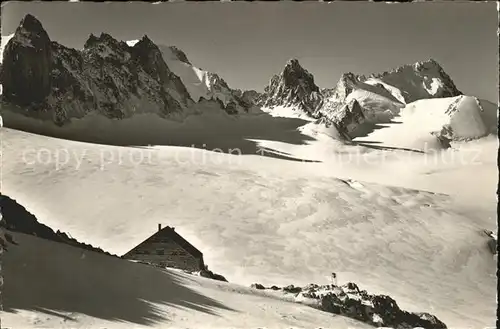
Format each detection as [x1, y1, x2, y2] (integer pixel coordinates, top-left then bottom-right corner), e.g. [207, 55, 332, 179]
[284, 58, 302, 70]
[83, 32, 125, 51]
[339, 72, 362, 84]
[262, 56, 464, 138]
[412, 58, 448, 72]
[98, 32, 117, 42]
[372, 58, 451, 81]
[419, 58, 440, 65]
[1, 15, 197, 123]
[134, 34, 160, 51]
[261, 59, 322, 115]
[280, 58, 319, 92]
[11, 13, 51, 48]
[1, 14, 53, 105]
[128, 35, 176, 86]
[334, 72, 361, 99]
[367, 58, 462, 103]
[18, 14, 46, 35]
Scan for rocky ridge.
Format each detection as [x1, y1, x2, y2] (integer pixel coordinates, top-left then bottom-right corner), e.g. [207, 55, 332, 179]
[259, 57, 464, 137]
[250, 281, 447, 329]
[0, 194, 116, 256]
[0, 14, 248, 126]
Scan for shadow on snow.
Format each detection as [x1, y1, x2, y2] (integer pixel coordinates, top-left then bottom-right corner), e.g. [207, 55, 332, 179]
[3, 232, 237, 325]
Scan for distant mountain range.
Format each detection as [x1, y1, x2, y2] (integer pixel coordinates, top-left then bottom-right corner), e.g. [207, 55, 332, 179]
[0, 14, 492, 145]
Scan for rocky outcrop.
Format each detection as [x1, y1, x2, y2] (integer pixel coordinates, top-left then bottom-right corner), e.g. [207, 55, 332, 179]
[430, 124, 453, 148]
[319, 98, 366, 136]
[251, 283, 266, 290]
[320, 287, 446, 329]
[483, 229, 497, 255]
[198, 268, 228, 282]
[262, 59, 324, 116]
[251, 281, 447, 329]
[232, 89, 264, 109]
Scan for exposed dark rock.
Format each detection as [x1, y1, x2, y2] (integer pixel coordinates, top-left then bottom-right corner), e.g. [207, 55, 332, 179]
[131, 35, 172, 84]
[370, 294, 400, 325]
[483, 230, 497, 255]
[325, 99, 365, 136]
[262, 58, 323, 116]
[0, 228, 18, 252]
[224, 101, 238, 115]
[231, 89, 264, 112]
[199, 268, 228, 282]
[283, 284, 302, 294]
[207, 72, 230, 91]
[251, 283, 266, 290]
[259, 281, 447, 329]
[1, 14, 53, 105]
[344, 282, 360, 292]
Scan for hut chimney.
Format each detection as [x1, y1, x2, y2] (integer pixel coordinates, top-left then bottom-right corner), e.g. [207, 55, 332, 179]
[158, 223, 162, 232]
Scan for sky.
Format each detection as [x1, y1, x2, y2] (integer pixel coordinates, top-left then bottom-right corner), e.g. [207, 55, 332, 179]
[1, 1, 498, 102]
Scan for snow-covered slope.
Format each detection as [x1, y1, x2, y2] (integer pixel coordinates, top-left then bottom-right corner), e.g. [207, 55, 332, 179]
[132, 40, 247, 113]
[354, 95, 498, 151]
[368, 59, 462, 103]
[2, 232, 372, 329]
[318, 72, 405, 122]
[318, 59, 462, 127]
[156, 44, 211, 102]
[2, 127, 497, 328]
